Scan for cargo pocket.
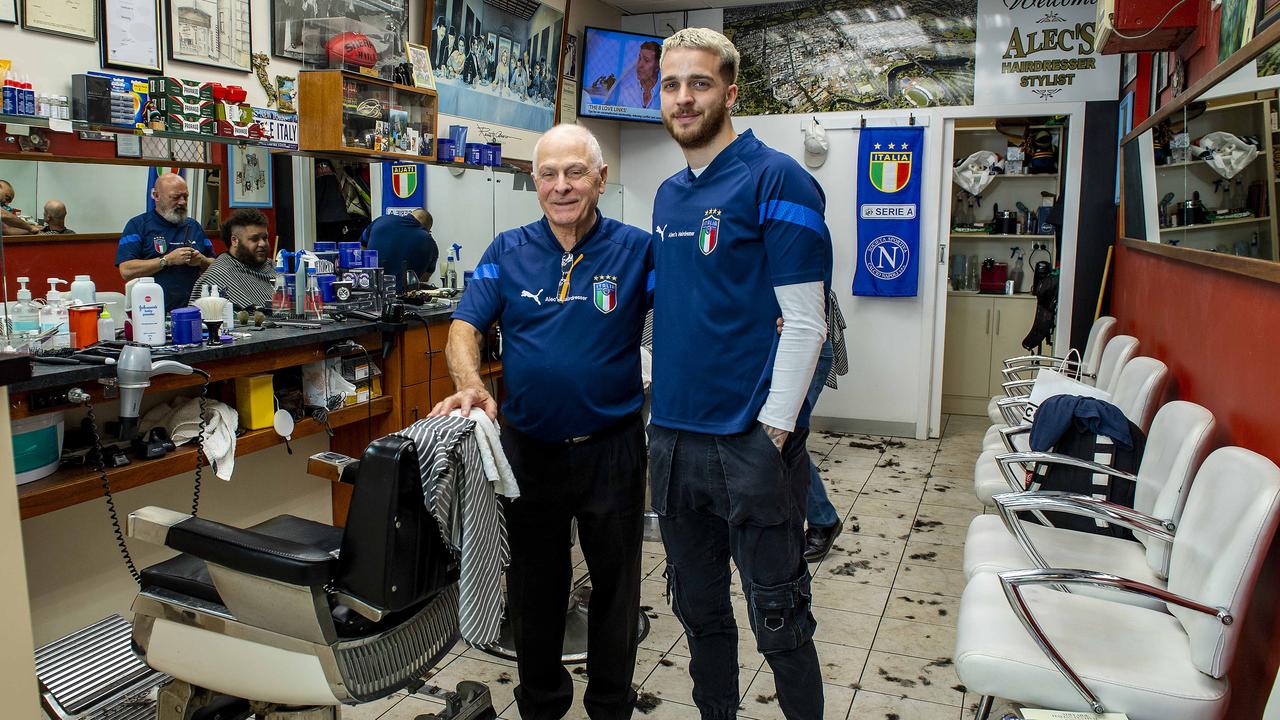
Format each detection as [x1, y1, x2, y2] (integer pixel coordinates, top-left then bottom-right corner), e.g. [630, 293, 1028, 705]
[717, 426, 789, 526]
[647, 424, 677, 517]
[748, 574, 816, 653]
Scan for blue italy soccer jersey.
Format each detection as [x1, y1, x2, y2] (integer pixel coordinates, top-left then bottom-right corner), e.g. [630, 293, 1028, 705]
[650, 130, 833, 435]
[115, 210, 214, 312]
[453, 211, 653, 442]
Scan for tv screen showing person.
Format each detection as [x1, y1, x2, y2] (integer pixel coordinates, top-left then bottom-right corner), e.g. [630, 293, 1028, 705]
[579, 28, 663, 123]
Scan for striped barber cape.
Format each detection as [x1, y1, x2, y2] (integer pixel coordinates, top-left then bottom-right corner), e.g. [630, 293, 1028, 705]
[393, 416, 510, 647]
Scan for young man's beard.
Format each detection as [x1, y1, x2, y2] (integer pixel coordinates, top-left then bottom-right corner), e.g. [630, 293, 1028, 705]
[663, 98, 728, 151]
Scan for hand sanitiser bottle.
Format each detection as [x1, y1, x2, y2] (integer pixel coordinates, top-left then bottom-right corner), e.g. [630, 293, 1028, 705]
[39, 278, 70, 348]
[11, 277, 40, 337]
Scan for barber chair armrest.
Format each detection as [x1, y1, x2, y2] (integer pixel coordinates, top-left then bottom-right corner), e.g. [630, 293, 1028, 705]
[995, 567, 1233, 714]
[128, 506, 336, 587]
[998, 424, 1031, 454]
[990, 490, 1174, 570]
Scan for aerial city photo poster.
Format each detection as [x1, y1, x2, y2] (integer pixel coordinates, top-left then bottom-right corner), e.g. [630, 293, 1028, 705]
[724, 0, 977, 115]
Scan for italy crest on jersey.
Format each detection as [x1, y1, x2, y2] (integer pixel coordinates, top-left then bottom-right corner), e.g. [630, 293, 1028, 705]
[391, 165, 418, 198]
[593, 275, 617, 314]
[869, 151, 912, 193]
[699, 209, 721, 255]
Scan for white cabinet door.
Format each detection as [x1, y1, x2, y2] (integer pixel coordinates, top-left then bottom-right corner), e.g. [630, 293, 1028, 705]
[989, 299, 1038, 394]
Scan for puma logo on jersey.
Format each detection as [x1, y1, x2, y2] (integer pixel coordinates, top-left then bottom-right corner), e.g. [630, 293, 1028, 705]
[655, 224, 667, 242]
[520, 289, 543, 305]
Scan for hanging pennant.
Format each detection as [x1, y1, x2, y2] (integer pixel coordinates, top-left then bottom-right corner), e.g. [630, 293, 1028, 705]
[854, 126, 924, 297]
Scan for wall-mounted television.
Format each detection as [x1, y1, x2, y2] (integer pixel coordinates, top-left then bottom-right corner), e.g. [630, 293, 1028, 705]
[578, 27, 663, 124]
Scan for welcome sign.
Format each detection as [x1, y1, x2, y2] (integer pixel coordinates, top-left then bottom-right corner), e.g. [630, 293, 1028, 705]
[974, 0, 1119, 105]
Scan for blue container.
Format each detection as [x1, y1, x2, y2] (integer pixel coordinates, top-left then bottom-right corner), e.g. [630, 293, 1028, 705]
[338, 242, 364, 269]
[317, 274, 337, 302]
[449, 125, 468, 158]
[465, 143, 484, 165]
[314, 241, 338, 253]
[437, 138, 455, 162]
[170, 306, 203, 345]
[362, 249, 379, 268]
[490, 143, 502, 167]
[481, 144, 497, 166]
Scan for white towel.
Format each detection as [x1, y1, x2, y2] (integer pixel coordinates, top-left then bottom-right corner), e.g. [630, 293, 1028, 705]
[141, 397, 240, 480]
[449, 408, 520, 499]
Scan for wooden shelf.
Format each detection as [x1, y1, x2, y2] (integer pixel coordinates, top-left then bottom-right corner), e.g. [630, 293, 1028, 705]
[1159, 216, 1271, 234]
[17, 395, 393, 520]
[1157, 155, 1264, 171]
[951, 233, 1055, 240]
[995, 173, 1058, 180]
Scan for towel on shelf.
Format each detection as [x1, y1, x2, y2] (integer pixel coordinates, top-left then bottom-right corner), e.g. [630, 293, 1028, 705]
[449, 407, 520, 499]
[140, 397, 240, 480]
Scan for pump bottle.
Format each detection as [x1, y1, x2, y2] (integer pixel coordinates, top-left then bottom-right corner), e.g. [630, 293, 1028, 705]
[39, 278, 70, 348]
[11, 277, 40, 336]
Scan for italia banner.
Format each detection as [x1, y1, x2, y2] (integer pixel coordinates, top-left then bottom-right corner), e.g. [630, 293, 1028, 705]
[379, 162, 426, 217]
[854, 126, 923, 297]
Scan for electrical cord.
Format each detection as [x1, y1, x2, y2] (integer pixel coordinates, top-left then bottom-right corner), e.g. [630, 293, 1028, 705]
[406, 311, 499, 413]
[1107, 0, 1189, 41]
[190, 369, 212, 517]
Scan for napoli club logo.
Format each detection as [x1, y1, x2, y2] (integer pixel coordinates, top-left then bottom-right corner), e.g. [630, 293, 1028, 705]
[699, 209, 721, 255]
[864, 235, 910, 280]
[593, 275, 618, 314]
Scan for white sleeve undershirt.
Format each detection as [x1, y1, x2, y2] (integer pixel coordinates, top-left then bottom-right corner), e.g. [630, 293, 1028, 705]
[757, 281, 827, 432]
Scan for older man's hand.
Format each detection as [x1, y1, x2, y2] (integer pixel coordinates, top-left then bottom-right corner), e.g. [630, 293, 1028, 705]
[430, 386, 498, 420]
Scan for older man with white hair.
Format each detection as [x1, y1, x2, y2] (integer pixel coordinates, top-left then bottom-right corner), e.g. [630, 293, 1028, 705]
[116, 173, 214, 311]
[432, 124, 652, 720]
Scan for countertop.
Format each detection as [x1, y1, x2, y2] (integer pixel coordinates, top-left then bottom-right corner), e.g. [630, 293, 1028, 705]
[5, 304, 455, 393]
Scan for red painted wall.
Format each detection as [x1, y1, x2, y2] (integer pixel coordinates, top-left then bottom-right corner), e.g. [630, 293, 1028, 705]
[1111, 243, 1280, 716]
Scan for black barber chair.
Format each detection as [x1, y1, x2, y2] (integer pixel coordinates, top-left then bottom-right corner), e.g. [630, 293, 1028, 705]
[126, 435, 487, 719]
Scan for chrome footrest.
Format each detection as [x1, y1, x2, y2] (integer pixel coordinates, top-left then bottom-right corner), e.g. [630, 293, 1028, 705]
[36, 614, 169, 720]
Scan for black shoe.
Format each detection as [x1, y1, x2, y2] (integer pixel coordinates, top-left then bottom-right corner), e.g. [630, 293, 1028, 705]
[803, 519, 843, 563]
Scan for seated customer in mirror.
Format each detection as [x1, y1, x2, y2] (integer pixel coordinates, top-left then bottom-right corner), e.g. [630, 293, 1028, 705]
[362, 208, 438, 290]
[116, 173, 214, 311]
[0, 179, 37, 236]
[189, 208, 274, 309]
[40, 200, 73, 234]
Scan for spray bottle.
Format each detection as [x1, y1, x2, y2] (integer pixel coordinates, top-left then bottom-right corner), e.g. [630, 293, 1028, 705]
[448, 242, 461, 290]
[1008, 247, 1026, 294]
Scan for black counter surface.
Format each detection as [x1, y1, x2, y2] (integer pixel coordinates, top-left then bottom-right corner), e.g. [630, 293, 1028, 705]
[5, 304, 454, 394]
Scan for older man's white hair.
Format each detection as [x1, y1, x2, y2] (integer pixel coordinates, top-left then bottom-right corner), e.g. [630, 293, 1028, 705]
[532, 124, 605, 174]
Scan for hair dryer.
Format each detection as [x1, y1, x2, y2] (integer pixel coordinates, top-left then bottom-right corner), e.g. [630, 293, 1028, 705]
[115, 345, 195, 440]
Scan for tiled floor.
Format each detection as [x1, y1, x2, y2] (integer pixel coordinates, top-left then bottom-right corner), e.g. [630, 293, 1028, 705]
[345, 415, 1013, 720]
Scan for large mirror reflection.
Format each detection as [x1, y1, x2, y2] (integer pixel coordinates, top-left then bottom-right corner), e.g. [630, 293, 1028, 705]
[0, 160, 222, 237]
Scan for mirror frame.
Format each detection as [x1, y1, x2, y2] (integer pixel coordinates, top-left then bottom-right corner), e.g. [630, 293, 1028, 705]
[1118, 20, 1280, 285]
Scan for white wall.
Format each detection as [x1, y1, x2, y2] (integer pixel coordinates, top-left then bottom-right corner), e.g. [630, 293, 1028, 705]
[621, 102, 1088, 438]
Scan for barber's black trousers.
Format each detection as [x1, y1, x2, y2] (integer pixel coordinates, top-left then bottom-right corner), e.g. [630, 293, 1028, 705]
[648, 424, 824, 720]
[501, 417, 647, 720]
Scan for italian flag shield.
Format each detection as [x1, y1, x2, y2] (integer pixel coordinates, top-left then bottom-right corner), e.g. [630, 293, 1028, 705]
[392, 166, 418, 198]
[869, 152, 911, 193]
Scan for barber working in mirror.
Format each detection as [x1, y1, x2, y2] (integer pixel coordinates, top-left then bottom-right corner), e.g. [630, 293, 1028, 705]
[116, 173, 214, 311]
[0, 179, 37, 236]
[430, 124, 652, 720]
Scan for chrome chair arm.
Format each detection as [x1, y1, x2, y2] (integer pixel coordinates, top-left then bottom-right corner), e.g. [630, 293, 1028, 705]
[1000, 379, 1036, 397]
[996, 397, 1034, 427]
[994, 452, 1139, 497]
[995, 567, 1232, 714]
[991, 490, 1175, 571]
[998, 424, 1031, 454]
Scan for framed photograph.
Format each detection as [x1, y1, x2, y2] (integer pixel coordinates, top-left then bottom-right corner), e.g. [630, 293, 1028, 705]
[228, 145, 273, 207]
[168, 0, 252, 72]
[563, 33, 578, 80]
[101, 0, 163, 73]
[1, 0, 16, 25]
[427, 0, 567, 134]
[1155, 52, 1169, 93]
[23, 0, 96, 40]
[276, 75, 297, 112]
[271, 0, 409, 76]
[1220, 0, 1259, 63]
[405, 41, 436, 90]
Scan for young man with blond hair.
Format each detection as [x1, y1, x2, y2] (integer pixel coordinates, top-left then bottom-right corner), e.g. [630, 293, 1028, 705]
[647, 28, 832, 720]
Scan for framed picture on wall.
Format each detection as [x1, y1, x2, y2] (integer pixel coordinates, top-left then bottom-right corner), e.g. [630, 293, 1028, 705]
[1155, 52, 1169, 93]
[228, 144, 273, 207]
[405, 41, 436, 90]
[168, 0, 252, 72]
[101, 0, 163, 73]
[563, 33, 578, 80]
[1120, 53, 1136, 88]
[425, 0, 568, 136]
[23, 0, 97, 40]
[1, 0, 16, 25]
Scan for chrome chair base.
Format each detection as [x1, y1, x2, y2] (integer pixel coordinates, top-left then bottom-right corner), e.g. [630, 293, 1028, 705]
[482, 584, 652, 663]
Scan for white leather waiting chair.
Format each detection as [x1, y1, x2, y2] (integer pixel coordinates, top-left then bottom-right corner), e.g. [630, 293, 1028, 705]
[956, 446, 1280, 720]
[984, 334, 1140, 452]
[964, 401, 1216, 610]
[986, 316, 1118, 425]
[974, 356, 1170, 506]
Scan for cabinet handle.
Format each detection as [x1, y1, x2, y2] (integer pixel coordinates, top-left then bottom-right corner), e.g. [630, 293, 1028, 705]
[995, 309, 1002, 335]
[986, 309, 992, 335]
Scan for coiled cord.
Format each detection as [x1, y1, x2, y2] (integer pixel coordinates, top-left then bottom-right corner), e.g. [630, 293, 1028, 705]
[190, 368, 212, 517]
[84, 399, 141, 586]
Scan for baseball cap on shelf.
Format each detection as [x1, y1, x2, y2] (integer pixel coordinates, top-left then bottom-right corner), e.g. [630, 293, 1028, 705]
[803, 120, 829, 169]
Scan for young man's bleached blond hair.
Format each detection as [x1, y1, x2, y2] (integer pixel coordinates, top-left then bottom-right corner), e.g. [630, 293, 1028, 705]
[660, 28, 740, 85]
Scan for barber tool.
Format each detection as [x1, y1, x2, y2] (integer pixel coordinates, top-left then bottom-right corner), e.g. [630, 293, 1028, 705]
[264, 319, 323, 330]
[194, 294, 229, 345]
[112, 344, 196, 441]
